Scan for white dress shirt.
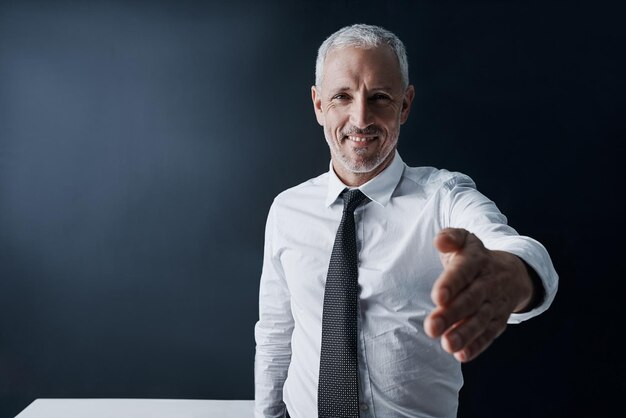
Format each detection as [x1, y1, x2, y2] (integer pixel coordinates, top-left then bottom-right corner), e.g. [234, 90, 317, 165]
[254, 151, 558, 418]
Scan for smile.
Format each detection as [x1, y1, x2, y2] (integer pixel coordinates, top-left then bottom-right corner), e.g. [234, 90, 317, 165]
[345, 136, 378, 142]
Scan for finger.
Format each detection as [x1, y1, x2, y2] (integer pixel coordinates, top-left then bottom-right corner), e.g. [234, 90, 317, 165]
[424, 307, 446, 338]
[431, 234, 488, 307]
[454, 320, 507, 363]
[431, 251, 481, 307]
[426, 282, 487, 338]
[440, 300, 493, 353]
[434, 228, 469, 255]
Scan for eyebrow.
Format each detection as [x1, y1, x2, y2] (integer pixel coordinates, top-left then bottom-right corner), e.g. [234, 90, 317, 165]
[327, 86, 351, 95]
[370, 86, 394, 92]
[327, 86, 395, 97]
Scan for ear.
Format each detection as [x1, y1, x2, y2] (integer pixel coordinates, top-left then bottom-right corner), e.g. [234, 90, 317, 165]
[311, 85, 325, 126]
[399, 85, 415, 124]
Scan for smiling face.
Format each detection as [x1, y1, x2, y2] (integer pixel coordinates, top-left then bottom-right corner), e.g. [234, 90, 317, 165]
[312, 45, 414, 186]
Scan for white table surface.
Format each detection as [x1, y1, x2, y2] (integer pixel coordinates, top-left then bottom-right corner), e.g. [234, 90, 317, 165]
[14, 398, 255, 418]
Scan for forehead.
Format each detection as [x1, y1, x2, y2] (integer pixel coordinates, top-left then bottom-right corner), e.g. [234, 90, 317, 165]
[321, 45, 403, 91]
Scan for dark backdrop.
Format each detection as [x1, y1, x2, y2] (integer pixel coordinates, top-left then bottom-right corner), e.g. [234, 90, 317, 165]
[1, 1, 623, 417]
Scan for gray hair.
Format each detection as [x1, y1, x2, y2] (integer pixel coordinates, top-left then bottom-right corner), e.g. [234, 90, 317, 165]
[315, 23, 409, 89]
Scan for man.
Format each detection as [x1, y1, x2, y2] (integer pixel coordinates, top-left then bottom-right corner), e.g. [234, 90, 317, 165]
[254, 23, 558, 418]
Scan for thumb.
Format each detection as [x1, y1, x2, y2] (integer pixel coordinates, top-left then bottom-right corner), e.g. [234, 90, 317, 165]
[434, 228, 469, 254]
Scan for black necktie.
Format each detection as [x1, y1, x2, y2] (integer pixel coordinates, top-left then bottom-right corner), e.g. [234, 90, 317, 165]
[318, 188, 368, 418]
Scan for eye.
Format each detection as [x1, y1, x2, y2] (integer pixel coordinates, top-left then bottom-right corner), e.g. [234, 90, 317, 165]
[332, 93, 350, 101]
[371, 93, 391, 102]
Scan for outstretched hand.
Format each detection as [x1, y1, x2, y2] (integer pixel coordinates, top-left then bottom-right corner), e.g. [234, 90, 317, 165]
[424, 228, 535, 362]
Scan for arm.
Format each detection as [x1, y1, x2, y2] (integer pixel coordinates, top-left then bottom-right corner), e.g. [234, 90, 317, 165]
[424, 175, 558, 362]
[254, 203, 294, 418]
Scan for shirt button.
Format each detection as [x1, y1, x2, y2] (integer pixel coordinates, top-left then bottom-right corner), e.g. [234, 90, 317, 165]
[360, 403, 368, 411]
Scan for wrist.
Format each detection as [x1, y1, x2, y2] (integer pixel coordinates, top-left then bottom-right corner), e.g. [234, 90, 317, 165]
[515, 258, 545, 313]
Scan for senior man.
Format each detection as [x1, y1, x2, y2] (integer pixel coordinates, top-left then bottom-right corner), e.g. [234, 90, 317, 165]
[254, 23, 558, 418]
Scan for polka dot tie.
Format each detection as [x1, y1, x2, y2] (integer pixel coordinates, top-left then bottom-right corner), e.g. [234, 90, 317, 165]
[318, 188, 368, 418]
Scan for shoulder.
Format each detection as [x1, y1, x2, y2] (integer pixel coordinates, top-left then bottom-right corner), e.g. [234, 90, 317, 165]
[402, 165, 477, 192]
[272, 171, 329, 208]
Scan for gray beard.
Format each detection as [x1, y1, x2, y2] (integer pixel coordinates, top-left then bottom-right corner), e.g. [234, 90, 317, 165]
[337, 147, 386, 173]
[324, 125, 401, 175]
[334, 132, 399, 174]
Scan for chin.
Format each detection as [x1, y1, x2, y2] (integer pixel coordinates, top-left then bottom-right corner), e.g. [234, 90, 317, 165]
[342, 156, 382, 174]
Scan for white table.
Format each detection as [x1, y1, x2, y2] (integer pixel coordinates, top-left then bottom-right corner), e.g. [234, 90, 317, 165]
[14, 398, 255, 418]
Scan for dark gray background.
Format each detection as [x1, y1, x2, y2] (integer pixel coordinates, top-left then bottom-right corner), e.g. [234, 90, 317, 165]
[1, 1, 623, 417]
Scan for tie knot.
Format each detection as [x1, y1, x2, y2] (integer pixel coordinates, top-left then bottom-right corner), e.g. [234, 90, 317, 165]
[342, 189, 367, 213]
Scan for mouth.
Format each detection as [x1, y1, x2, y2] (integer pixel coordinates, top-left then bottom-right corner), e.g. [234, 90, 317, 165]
[343, 135, 378, 145]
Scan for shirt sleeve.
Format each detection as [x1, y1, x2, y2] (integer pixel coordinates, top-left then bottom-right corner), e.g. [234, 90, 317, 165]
[441, 174, 559, 323]
[254, 201, 294, 417]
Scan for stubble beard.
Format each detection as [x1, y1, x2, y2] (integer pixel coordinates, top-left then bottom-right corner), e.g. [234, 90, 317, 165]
[325, 128, 400, 174]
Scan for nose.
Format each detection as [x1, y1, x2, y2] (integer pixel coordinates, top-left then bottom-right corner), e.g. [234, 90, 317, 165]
[349, 96, 374, 129]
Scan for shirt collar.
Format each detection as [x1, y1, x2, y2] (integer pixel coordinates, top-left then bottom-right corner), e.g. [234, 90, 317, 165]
[325, 150, 405, 207]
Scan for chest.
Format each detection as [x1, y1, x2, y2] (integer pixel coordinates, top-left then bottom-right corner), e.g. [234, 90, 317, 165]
[276, 197, 444, 315]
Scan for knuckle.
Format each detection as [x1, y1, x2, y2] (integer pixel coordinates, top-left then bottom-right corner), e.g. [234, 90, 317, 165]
[480, 300, 494, 317]
[461, 285, 484, 307]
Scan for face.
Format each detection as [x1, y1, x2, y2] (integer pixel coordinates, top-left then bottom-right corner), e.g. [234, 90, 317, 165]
[312, 45, 414, 185]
